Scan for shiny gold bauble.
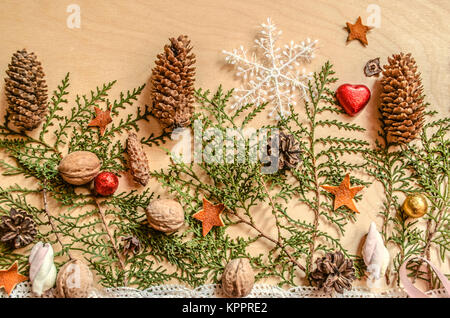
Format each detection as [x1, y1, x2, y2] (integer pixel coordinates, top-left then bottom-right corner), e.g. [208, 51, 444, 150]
[402, 194, 428, 218]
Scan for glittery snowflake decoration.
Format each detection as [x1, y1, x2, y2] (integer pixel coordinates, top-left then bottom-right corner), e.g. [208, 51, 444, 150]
[223, 18, 318, 120]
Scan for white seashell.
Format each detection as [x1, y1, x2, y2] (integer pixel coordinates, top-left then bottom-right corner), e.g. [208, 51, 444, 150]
[362, 222, 390, 281]
[29, 242, 57, 296]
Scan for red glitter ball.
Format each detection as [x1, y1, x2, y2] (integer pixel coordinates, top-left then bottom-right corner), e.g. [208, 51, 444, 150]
[94, 171, 119, 196]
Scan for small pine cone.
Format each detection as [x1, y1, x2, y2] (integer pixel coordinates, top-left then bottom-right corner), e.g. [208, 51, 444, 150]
[4, 49, 48, 131]
[310, 251, 356, 294]
[0, 208, 37, 249]
[380, 52, 425, 144]
[120, 235, 141, 255]
[126, 132, 150, 186]
[151, 35, 196, 130]
[266, 131, 301, 170]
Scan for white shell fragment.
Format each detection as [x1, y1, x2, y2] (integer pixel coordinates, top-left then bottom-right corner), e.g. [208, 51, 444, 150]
[362, 222, 390, 284]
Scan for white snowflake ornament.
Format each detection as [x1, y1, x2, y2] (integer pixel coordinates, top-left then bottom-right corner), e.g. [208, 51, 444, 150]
[223, 18, 318, 120]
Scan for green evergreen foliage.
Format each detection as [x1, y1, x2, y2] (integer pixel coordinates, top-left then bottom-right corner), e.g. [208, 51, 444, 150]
[0, 63, 447, 291]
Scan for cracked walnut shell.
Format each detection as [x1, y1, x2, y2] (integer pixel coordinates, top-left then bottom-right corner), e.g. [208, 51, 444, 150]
[145, 199, 184, 233]
[56, 259, 94, 298]
[58, 151, 101, 185]
[221, 258, 255, 298]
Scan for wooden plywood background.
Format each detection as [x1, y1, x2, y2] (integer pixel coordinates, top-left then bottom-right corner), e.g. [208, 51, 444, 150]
[0, 0, 448, 290]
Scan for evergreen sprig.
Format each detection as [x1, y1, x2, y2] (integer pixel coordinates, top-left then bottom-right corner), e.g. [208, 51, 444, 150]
[0, 63, 447, 292]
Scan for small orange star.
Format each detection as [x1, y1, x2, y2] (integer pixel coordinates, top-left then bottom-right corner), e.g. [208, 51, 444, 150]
[321, 174, 364, 213]
[88, 106, 113, 136]
[0, 262, 28, 296]
[346, 16, 373, 46]
[192, 198, 225, 236]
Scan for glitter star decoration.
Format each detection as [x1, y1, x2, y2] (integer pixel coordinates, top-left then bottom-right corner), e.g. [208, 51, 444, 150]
[321, 174, 364, 213]
[0, 262, 28, 296]
[223, 18, 317, 120]
[88, 106, 113, 136]
[346, 16, 373, 46]
[192, 198, 225, 236]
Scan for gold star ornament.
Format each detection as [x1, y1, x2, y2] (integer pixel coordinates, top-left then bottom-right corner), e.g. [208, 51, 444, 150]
[192, 198, 225, 236]
[0, 262, 28, 296]
[88, 106, 113, 136]
[346, 16, 372, 46]
[321, 174, 364, 213]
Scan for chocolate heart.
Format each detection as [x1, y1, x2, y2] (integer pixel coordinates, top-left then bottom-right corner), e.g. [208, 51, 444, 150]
[336, 84, 371, 116]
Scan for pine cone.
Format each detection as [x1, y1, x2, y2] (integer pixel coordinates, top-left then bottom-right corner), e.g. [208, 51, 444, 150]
[380, 52, 425, 144]
[4, 49, 48, 131]
[310, 251, 356, 294]
[150, 35, 196, 130]
[266, 131, 301, 170]
[120, 235, 141, 255]
[0, 208, 37, 249]
[126, 133, 150, 186]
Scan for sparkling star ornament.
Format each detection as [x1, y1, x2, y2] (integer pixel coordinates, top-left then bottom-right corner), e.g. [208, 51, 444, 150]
[321, 174, 364, 213]
[192, 198, 225, 236]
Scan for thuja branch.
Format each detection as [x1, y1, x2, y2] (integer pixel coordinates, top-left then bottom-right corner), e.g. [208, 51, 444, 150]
[42, 180, 73, 260]
[230, 211, 306, 273]
[94, 198, 128, 286]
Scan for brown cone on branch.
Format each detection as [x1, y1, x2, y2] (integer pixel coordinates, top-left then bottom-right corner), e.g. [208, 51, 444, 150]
[4, 49, 48, 131]
[380, 52, 425, 145]
[310, 251, 356, 294]
[266, 131, 301, 170]
[126, 132, 150, 186]
[150, 35, 196, 131]
[0, 208, 37, 249]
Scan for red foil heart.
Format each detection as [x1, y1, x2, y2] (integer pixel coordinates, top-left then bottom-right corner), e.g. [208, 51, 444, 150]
[336, 84, 371, 116]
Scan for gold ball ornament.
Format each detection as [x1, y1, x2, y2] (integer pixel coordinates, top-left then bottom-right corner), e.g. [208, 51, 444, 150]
[402, 194, 428, 218]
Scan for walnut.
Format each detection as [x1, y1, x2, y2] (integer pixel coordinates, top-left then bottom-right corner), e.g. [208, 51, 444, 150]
[145, 199, 184, 233]
[221, 258, 255, 298]
[58, 151, 101, 185]
[56, 259, 94, 298]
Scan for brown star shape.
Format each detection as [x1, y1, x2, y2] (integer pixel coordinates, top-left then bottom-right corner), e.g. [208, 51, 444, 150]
[0, 262, 28, 296]
[346, 16, 372, 46]
[321, 174, 364, 213]
[88, 106, 113, 136]
[192, 198, 225, 236]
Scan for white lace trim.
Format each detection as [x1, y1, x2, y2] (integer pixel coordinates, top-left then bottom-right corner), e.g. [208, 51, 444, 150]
[1, 281, 448, 298]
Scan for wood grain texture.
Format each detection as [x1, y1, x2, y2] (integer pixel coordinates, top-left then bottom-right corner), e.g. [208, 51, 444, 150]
[0, 0, 448, 290]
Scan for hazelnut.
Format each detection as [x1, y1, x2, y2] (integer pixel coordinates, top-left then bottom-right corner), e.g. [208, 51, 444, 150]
[56, 259, 94, 298]
[58, 151, 101, 185]
[222, 258, 254, 298]
[145, 199, 184, 233]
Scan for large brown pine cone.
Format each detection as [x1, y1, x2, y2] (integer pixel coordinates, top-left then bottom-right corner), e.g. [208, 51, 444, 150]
[380, 52, 425, 144]
[310, 251, 356, 294]
[150, 35, 196, 130]
[4, 49, 48, 131]
[0, 208, 37, 249]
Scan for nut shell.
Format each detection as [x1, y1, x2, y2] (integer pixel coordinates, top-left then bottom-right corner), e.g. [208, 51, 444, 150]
[58, 151, 101, 185]
[145, 199, 184, 233]
[56, 259, 94, 298]
[222, 258, 254, 298]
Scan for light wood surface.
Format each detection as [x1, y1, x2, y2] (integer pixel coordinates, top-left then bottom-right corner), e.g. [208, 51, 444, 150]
[0, 0, 448, 290]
